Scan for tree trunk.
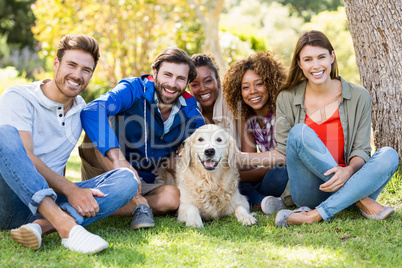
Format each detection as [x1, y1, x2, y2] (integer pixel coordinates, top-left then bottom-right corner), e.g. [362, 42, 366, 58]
[186, 0, 227, 77]
[344, 0, 402, 159]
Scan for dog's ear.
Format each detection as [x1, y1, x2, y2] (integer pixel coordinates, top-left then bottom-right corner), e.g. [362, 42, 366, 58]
[180, 137, 192, 168]
[228, 138, 240, 168]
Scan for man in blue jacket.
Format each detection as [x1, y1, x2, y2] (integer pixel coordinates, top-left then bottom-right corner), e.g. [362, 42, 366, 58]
[80, 47, 204, 229]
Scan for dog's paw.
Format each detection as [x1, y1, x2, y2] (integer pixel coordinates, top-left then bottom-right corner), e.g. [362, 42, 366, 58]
[186, 217, 204, 228]
[178, 204, 204, 228]
[240, 214, 257, 226]
[235, 206, 257, 226]
[177, 211, 186, 223]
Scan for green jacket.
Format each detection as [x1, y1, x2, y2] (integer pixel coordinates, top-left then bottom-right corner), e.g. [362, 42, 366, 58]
[275, 77, 372, 164]
[275, 77, 372, 206]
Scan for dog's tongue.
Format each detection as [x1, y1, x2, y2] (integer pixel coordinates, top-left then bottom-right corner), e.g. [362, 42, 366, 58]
[204, 161, 216, 168]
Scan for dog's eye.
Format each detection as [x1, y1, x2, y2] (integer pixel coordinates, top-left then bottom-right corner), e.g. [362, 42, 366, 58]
[198, 137, 204, 142]
[216, 138, 222, 142]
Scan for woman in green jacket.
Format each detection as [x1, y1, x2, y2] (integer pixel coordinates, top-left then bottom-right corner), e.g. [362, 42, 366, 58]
[274, 30, 399, 227]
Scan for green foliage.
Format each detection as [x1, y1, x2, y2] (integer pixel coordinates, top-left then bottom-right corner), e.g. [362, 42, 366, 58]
[0, 0, 37, 48]
[32, 0, 202, 102]
[0, 67, 31, 95]
[221, 3, 360, 85]
[3, 0, 361, 101]
[166, 4, 204, 56]
[221, 1, 304, 65]
[0, 36, 44, 79]
[277, 0, 344, 22]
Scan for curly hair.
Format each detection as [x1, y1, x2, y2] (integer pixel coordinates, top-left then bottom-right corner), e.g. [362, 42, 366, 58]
[223, 51, 286, 120]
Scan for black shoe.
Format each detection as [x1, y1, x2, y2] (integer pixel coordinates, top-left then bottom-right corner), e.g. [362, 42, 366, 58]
[130, 204, 155, 229]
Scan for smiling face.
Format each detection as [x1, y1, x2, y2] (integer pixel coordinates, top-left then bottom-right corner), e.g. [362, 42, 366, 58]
[241, 70, 269, 116]
[53, 49, 95, 99]
[188, 66, 220, 110]
[153, 62, 190, 105]
[298, 45, 335, 85]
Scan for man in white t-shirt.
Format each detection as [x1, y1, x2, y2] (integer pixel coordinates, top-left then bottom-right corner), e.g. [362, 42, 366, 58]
[0, 34, 139, 254]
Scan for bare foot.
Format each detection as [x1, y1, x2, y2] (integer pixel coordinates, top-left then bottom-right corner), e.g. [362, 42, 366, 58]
[33, 219, 55, 237]
[36, 197, 78, 239]
[112, 194, 149, 216]
[355, 197, 383, 215]
[287, 209, 323, 225]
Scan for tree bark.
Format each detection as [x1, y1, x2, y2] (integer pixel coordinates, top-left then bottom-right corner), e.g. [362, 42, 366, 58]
[344, 0, 402, 159]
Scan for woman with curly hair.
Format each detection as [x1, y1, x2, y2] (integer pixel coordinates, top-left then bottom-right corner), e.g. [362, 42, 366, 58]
[188, 53, 241, 147]
[223, 51, 289, 214]
[273, 30, 398, 227]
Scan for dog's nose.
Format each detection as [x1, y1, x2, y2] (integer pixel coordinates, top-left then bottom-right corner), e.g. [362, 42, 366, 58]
[204, 148, 215, 157]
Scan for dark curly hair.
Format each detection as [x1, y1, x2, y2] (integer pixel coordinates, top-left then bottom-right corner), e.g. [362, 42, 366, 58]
[222, 51, 286, 120]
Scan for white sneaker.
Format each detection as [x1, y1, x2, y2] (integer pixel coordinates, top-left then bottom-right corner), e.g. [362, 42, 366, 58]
[61, 225, 109, 254]
[261, 196, 286, 215]
[11, 223, 42, 250]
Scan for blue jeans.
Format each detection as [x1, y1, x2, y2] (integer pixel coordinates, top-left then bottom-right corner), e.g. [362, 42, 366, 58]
[0, 124, 138, 230]
[239, 165, 289, 206]
[286, 123, 399, 221]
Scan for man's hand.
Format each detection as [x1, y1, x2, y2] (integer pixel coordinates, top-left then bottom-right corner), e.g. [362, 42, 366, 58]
[319, 166, 353, 192]
[66, 185, 105, 218]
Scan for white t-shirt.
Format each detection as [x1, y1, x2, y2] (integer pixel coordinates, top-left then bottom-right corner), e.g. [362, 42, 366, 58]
[0, 80, 86, 175]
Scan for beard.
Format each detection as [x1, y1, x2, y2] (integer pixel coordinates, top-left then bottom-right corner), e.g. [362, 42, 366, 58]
[154, 79, 183, 105]
[54, 69, 86, 98]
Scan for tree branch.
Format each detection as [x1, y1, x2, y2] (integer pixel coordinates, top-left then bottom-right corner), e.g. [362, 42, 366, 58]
[212, 0, 225, 18]
[186, 0, 207, 28]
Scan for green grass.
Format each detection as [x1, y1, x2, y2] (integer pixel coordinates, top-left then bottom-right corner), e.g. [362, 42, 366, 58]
[1, 149, 401, 267]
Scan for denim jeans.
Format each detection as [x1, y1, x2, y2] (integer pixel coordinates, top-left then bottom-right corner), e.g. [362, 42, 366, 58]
[286, 123, 399, 221]
[0, 124, 138, 229]
[239, 165, 289, 206]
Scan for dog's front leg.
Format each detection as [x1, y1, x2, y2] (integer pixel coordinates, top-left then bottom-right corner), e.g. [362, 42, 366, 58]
[178, 203, 204, 228]
[233, 193, 257, 226]
[234, 205, 257, 226]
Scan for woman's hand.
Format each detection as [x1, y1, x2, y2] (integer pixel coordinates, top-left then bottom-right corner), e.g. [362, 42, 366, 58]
[319, 166, 354, 192]
[319, 156, 365, 192]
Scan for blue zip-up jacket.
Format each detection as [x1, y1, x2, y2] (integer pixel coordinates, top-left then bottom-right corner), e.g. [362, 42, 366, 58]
[81, 75, 204, 183]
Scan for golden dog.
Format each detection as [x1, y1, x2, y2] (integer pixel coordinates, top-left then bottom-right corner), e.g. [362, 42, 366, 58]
[161, 124, 256, 228]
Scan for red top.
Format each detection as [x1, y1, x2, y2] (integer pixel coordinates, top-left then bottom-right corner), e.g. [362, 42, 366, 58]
[305, 109, 346, 166]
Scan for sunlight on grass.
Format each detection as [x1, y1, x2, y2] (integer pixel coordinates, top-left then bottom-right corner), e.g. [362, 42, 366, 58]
[273, 246, 346, 266]
[142, 230, 352, 267]
[66, 152, 81, 182]
[65, 133, 84, 183]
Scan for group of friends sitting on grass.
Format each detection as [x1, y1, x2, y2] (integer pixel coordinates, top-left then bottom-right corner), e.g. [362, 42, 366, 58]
[0, 30, 398, 254]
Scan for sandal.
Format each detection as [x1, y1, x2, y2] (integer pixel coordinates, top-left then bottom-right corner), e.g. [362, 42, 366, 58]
[275, 206, 312, 227]
[360, 206, 394, 220]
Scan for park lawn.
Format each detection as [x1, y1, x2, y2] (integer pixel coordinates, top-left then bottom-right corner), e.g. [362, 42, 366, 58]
[1, 147, 401, 268]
